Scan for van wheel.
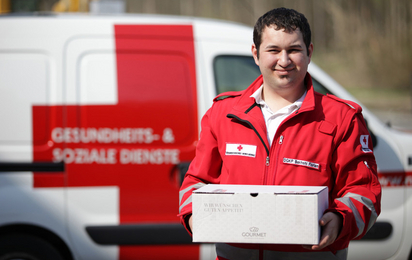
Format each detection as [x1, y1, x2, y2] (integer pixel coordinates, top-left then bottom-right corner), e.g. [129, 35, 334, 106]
[0, 233, 64, 260]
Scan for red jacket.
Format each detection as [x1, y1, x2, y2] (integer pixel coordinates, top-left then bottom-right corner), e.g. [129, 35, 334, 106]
[179, 74, 381, 254]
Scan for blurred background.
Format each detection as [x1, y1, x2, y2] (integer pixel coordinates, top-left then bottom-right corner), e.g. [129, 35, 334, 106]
[1, 0, 412, 129]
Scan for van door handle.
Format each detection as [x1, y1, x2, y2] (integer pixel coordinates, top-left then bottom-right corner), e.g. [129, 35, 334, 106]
[0, 162, 65, 172]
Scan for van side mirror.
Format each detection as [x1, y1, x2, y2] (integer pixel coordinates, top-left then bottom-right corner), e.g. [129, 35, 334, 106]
[170, 162, 191, 187]
[364, 118, 377, 148]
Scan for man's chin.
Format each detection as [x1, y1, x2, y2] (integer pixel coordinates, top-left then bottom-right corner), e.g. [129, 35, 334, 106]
[278, 75, 290, 79]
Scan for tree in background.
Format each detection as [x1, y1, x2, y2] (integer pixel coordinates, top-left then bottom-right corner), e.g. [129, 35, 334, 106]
[3, 0, 412, 111]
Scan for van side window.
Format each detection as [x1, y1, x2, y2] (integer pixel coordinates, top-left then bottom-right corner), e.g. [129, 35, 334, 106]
[213, 55, 332, 96]
[311, 78, 331, 95]
[214, 55, 261, 94]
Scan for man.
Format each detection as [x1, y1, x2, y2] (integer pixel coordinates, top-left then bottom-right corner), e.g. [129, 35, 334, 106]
[179, 7, 381, 260]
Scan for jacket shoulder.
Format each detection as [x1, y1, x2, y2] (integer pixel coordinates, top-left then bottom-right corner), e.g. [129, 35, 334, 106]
[324, 94, 362, 113]
[213, 91, 243, 102]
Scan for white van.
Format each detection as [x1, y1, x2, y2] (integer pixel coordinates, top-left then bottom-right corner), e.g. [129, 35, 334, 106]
[0, 13, 411, 260]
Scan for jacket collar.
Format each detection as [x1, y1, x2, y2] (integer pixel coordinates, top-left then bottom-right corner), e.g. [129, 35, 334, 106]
[230, 72, 316, 117]
[226, 73, 317, 147]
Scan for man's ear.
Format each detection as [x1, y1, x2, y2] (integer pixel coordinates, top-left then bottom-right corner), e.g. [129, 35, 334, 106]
[308, 42, 314, 61]
[252, 44, 259, 66]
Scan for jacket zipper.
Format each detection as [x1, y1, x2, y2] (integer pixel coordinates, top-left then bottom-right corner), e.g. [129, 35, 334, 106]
[227, 114, 288, 184]
[227, 114, 270, 170]
[272, 135, 283, 184]
[227, 105, 303, 184]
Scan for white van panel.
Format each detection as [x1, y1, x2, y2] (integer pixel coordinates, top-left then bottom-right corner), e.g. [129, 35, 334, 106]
[80, 52, 118, 105]
[0, 53, 49, 143]
[67, 187, 119, 260]
[65, 38, 117, 105]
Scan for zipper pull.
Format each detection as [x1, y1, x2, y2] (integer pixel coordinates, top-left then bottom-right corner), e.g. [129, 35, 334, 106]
[266, 156, 270, 166]
[364, 161, 370, 169]
[279, 135, 284, 144]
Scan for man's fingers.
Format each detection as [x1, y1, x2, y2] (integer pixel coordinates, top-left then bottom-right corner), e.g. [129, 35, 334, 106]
[313, 232, 332, 250]
[302, 233, 331, 250]
[319, 213, 333, 226]
[302, 212, 342, 251]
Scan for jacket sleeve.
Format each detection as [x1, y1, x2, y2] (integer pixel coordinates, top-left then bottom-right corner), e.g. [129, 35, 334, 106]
[178, 106, 222, 234]
[328, 110, 382, 244]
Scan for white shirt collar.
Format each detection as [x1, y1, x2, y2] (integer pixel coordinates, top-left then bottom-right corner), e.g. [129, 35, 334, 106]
[250, 85, 306, 113]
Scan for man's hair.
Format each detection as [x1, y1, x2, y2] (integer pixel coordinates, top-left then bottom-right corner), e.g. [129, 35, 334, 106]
[253, 7, 311, 57]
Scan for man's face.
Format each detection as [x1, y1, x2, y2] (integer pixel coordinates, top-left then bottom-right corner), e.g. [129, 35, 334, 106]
[252, 26, 313, 92]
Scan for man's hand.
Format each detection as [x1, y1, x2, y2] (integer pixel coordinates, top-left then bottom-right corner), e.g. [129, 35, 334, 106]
[303, 212, 343, 250]
[188, 215, 193, 232]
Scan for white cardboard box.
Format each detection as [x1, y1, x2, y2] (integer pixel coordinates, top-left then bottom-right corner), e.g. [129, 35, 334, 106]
[192, 184, 328, 245]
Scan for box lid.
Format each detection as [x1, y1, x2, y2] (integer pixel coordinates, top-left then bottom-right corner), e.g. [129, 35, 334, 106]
[193, 184, 327, 195]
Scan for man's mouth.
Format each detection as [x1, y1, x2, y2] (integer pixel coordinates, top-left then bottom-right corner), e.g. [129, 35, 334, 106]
[275, 68, 294, 75]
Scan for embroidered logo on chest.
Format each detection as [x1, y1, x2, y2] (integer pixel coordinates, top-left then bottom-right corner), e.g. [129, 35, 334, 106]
[225, 143, 257, 158]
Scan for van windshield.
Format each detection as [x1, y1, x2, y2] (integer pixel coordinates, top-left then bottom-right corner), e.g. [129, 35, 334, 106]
[213, 55, 331, 95]
[214, 55, 260, 94]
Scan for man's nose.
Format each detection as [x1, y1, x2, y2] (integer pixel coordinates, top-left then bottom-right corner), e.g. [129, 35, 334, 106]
[278, 50, 291, 67]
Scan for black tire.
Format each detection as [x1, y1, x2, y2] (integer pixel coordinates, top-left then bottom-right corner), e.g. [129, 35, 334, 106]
[0, 233, 64, 260]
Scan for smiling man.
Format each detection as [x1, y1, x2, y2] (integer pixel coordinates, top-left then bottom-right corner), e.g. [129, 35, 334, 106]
[252, 24, 312, 113]
[179, 7, 381, 260]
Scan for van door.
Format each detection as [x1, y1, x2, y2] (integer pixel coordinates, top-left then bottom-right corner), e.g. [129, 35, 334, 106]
[33, 25, 200, 260]
[0, 51, 66, 245]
